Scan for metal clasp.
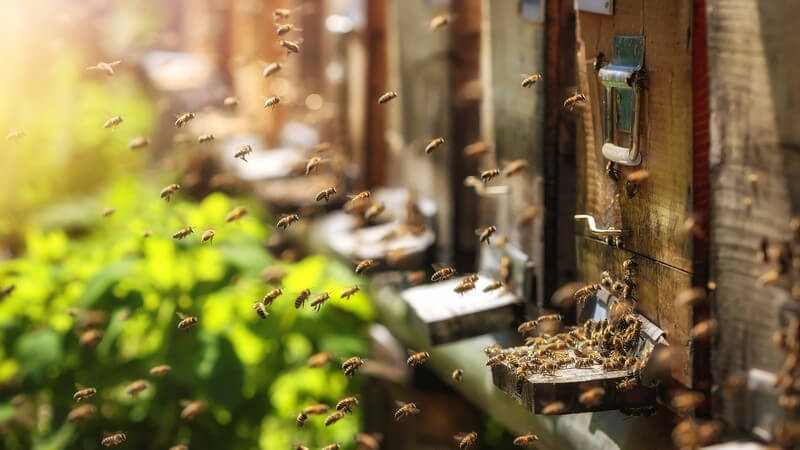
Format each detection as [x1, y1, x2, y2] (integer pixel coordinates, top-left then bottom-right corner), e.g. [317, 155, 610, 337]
[575, 214, 625, 246]
[598, 35, 645, 166]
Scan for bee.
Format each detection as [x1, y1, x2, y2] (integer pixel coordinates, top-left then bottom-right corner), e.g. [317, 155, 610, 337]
[126, 379, 149, 397]
[757, 269, 780, 286]
[517, 320, 537, 335]
[454, 431, 478, 449]
[295, 446, 310, 450]
[176, 312, 198, 330]
[425, 137, 445, 154]
[464, 141, 491, 159]
[394, 401, 420, 421]
[87, 60, 121, 76]
[480, 168, 501, 183]
[308, 352, 333, 368]
[172, 227, 194, 240]
[277, 214, 300, 230]
[175, 112, 196, 128]
[222, 96, 239, 109]
[341, 285, 360, 300]
[0, 283, 15, 299]
[354, 433, 382, 450]
[179, 400, 206, 420]
[305, 156, 322, 175]
[200, 229, 215, 244]
[264, 95, 281, 108]
[324, 411, 345, 426]
[406, 270, 426, 286]
[517, 205, 540, 228]
[541, 401, 566, 415]
[617, 377, 638, 392]
[364, 202, 386, 221]
[316, 186, 337, 202]
[261, 265, 286, 284]
[149, 364, 171, 376]
[355, 259, 375, 274]
[73, 387, 97, 402]
[452, 369, 464, 382]
[294, 289, 311, 309]
[67, 404, 96, 422]
[101, 432, 127, 447]
[336, 396, 359, 414]
[431, 265, 456, 282]
[160, 183, 181, 201]
[262, 62, 282, 78]
[303, 404, 329, 415]
[625, 170, 650, 198]
[128, 136, 149, 149]
[500, 256, 512, 284]
[681, 216, 707, 240]
[407, 351, 430, 367]
[276, 23, 303, 36]
[342, 356, 364, 377]
[280, 40, 302, 54]
[563, 93, 587, 111]
[321, 445, 341, 450]
[378, 91, 398, 104]
[477, 225, 497, 244]
[521, 73, 543, 88]
[310, 292, 330, 311]
[296, 412, 308, 427]
[142, 230, 152, 238]
[225, 206, 247, 223]
[273, 8, 292, 20]
[198, 134, 214, 144]
[574, 283, 600, 304]
[676, 287, 707, 308]
[79, 329, 103, 347]
[349, 191, 372, 203]
[5, 129, 24, 141]
[670, 389, 705, 413]
[605, 161, 620, 181]
[502, 160, 528, 177]
[169, 445, 189, 450]
[483, 280, 504, 292]
[454, 280, 476, 294]
[234, 145, 252, 161]
[513, 432, 539, 446]
[263, 288, 282, 306]
[102, 207, 116, 217]
[429, 14, 452, 30]
[253, 302, 269, 319]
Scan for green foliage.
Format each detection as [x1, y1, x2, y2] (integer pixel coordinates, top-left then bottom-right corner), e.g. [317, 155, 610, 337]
[0, 179, 374, 450]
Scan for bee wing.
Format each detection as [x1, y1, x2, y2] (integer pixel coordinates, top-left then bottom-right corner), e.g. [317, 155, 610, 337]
[108, 61, 121, 67]
[176, 311, 187, 320]
[407, 349, 418, 356]
[393, 400, 408, 407]
[453, 433, 468, 441]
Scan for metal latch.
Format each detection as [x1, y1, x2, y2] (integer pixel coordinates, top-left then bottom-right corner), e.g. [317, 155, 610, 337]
[598, 35, 645, 166]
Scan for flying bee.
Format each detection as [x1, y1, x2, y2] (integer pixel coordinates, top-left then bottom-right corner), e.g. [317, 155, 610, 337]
[500, 256, 512, 283]
[431, 265, 456, 282]
[454, 280, 476, 294]
[102, 207, 116, 217]
[321, 445, 341, 450]
[79, 329, 103, 347]
[690, 319, 717, 341]
[179, 400, 206, 420]
[280, 39, 302, 55]
[277, 214, 300, 230]
[676, 287, 707, 308]
[563, 93, 587, 111]
[310, 292, 330, 311]
[521, 73, 543, 88]
[223, 96, 239, 108]
[149, 364, 171, 376]
[429, 14, 452, 30]
[294, 289, 311, 309]
[5, 129, 24, 141]
[670, 389, 705, 413]
[273, 8, 291, 20]
[73, 387, 97, 402]
[175, 112, 195, 128]
[355, 433, 382, 450]
[264, 95, 281, 108]
[295, 446, 309, 450]
[169, 445, 189, 450]
[574, 283, 600, 304]
[67, 404, 96, 422]
[316, 186, 337, 202]
[276, 23, 303, 36]
[407, 351, 430, 367]
[541, 401, 566, 415]
[225, 206, 247, 223]
[172, 227, 194, 240]
[378, 91, 398, 104]
[757, 269, 780, 286]
[364, 202, 386, 221]
[605, 161, 620, 181]
[296, 412, 308, 427]
[425, 137, 445, 154]
[234, 145, 252, 161]
[263, 288, 282, 306]
[454, 432, 478, 449]
[303, 404, 329, 415]
[355, 259, 375, 274]
[476, 225, 497, 244]
[200, 229, 215, 244]
[336, 396, 359, 414]
[513, 432, 539, 446]
[87, 60, 121, 76]
[452, 369, 464, 382]
[517, 205, 540, 228]
[464, 141, 491, 159]
[262, 62, 282, 78]
[348, 191, 372, 203]
[160, 183, 181, 201]
[480, 168, 501, 183]
[617, 377, 638, 392]
[101, 432, 127, 447]
[253, 302, 269, 319]
[176, 312, 198, 330]
[128, 136, 149, 149]
[625, 170, 650, 198]
[342, 356, 365, 377]
[341, 285, 360, 300]
[126, 379, 149, 397]
[483, 280, 504, 292]
[305, 156, 322, 175]
[0, 283, 15, 299]
[502, 160, 528, 177]
[394, 401, 420, 421]
[406, 270, 426, 286]
[324, 411, 345, 426]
